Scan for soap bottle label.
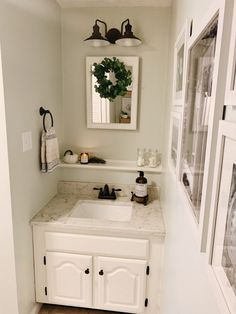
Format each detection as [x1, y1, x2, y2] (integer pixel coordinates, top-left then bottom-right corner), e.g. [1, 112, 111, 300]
[135, 183, 147, 197]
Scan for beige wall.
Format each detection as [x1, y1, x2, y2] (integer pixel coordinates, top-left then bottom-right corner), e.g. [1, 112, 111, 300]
[61, 7, 170, 162]
[0, 0, 62, 313]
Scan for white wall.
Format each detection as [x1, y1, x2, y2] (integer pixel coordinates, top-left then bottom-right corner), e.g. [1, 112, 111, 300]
[0, 1, 62, 313]
[161, 174, 222, 314]
[61, 7, 170, 162]
[0, 46, 19, 314]
[161, 0, 227, 313]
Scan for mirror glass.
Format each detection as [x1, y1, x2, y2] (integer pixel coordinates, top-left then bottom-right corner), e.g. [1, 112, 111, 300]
[176, 43, 184, 93]
[180, 18, 218, 223]
[171, 115, 180, 168]
[86, 56, 139, 130]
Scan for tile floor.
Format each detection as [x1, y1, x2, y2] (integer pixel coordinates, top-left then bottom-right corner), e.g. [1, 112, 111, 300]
[39, 304, 122, 314]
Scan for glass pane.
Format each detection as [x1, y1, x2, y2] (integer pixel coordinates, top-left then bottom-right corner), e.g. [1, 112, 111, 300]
[171, 117, 179, 168]
[176, 44, 184, 92]
[180, 19, 218, 222]
[231, 41, 236, 91]
[222, 163, 236, 295]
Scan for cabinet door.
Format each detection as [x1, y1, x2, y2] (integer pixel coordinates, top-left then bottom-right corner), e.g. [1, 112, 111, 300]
[46, 252, 92, 307]
[95, 256, 147, 313]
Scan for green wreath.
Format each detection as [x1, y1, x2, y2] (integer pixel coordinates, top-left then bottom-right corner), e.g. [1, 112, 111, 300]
[92, 57, 132, 101]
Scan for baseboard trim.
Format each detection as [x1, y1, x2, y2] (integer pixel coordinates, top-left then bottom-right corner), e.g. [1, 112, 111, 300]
[30, 303, 42, 314]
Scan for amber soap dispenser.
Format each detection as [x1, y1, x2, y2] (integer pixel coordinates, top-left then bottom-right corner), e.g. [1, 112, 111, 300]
[131, 171, 148, 205]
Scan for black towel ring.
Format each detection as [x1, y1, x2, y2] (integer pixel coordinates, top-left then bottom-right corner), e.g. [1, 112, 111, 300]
[39, 107, 54, 132]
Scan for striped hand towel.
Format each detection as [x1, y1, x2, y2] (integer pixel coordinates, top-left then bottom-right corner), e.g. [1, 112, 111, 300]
[41, 127, 60, 173]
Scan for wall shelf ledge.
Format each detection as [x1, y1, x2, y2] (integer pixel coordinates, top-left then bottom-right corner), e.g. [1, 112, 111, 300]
[59, 159, 162, 174]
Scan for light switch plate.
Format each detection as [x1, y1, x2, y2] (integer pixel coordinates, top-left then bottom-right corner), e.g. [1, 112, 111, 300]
[22, 131, 32, 152]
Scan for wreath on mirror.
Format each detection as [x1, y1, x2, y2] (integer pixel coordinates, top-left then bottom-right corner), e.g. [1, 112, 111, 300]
[92, 57, 132, 101]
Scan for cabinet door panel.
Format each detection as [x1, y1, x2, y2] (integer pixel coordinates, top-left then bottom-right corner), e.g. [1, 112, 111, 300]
[95, 256, 147, 313]
[46, 252, 92, 307]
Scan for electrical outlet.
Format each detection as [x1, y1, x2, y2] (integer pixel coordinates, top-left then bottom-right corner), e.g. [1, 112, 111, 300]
[22, 131, 32, 152]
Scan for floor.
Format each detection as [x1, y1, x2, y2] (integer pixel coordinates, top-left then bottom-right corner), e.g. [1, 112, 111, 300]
[39, 304, 122, 314]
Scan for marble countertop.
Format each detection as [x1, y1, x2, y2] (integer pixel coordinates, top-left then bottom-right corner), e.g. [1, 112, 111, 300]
[31, 181, 165, 238]
[31, 194, 165, 238]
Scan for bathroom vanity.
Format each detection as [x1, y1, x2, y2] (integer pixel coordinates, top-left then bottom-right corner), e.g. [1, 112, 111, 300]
[31, 182, 165, 314]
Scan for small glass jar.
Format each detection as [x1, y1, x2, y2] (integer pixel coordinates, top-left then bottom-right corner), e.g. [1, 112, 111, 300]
[80, 152, 89, 164]
[137, 148, 145, 167]
[148, 149, 158, 168]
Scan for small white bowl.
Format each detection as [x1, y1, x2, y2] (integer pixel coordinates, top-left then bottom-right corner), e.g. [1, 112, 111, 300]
[63, 154, 79, 164]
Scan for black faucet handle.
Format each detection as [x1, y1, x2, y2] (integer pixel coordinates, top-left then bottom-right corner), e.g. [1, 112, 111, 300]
[94, 187, 103, 198]
[111, 188, 122, 198]
[112, 188, 122, 192]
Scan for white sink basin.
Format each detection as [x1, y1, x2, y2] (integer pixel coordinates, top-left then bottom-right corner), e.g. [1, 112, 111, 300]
[69, 200, 133, 222]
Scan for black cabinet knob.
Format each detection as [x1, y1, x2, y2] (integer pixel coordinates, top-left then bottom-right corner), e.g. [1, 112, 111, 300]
[99, 270, 104, 276]
[85, 268, 90, 274]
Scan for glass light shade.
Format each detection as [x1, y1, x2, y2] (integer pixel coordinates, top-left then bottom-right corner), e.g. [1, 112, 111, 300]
[84, 39, 110, 47]
[116, 37, 142, 47]
[84, 21, 110, 47]
[116, 19, 142, 47]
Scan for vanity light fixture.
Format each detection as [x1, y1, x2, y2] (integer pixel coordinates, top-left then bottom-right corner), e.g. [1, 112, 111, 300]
[84, 19, 142, 47]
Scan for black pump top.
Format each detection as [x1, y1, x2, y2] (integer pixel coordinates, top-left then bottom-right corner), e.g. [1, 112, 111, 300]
[138, 171, 144, 177]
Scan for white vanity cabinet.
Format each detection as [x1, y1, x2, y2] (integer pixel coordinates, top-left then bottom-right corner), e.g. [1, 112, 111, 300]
[95, 256, 147, 313]
[32, 226, 156, 314]
[46, 252, 92, 307]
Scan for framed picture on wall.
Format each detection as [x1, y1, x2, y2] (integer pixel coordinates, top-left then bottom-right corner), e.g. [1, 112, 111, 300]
[179, 0, 233, 252]
[207, 121, 236, 313]
[169, 111, 182, 176]
[225, 0, 236, 107]
[172, 20, 190, 108]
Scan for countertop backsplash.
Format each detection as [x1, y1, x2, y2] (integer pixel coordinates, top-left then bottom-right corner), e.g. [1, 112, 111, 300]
[57, 181, 159, 201]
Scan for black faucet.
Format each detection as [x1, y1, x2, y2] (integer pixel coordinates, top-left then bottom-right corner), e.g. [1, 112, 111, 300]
[93, 184, 122, 200]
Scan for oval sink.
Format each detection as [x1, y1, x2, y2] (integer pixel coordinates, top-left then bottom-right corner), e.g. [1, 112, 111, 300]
[68, 200, 133, 222]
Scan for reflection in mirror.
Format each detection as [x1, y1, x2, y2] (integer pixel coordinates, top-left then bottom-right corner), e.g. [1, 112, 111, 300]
[86, 57, 139, 130]
[171, 116, 179, 168]
[91, 66, 132, 124]
[231, 58, 236, 92]
[180, 18, 218, 222]
[176, 44, 184, 93]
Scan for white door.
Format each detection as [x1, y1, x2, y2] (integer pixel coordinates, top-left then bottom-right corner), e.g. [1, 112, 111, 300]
[95, 256, 147, 313]
[46, 252, 92, 307]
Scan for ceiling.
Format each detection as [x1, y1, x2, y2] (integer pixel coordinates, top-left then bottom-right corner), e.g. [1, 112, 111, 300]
[56, 0, 172, 8]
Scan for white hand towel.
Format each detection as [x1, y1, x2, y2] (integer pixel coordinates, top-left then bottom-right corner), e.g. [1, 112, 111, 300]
[41, 127, 60, 173]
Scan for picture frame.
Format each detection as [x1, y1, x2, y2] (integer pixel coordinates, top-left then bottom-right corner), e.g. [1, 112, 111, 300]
[178, 0, 233, 252]
[168, 111, 182, 176]
[225, 0, 236, 107]
[172, 20, 190, 108]
[207, 121, 236, 313]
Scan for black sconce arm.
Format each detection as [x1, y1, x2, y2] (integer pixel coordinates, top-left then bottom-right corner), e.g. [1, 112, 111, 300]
[95, 19, 108, 35]
[120, 18, 130, 35]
